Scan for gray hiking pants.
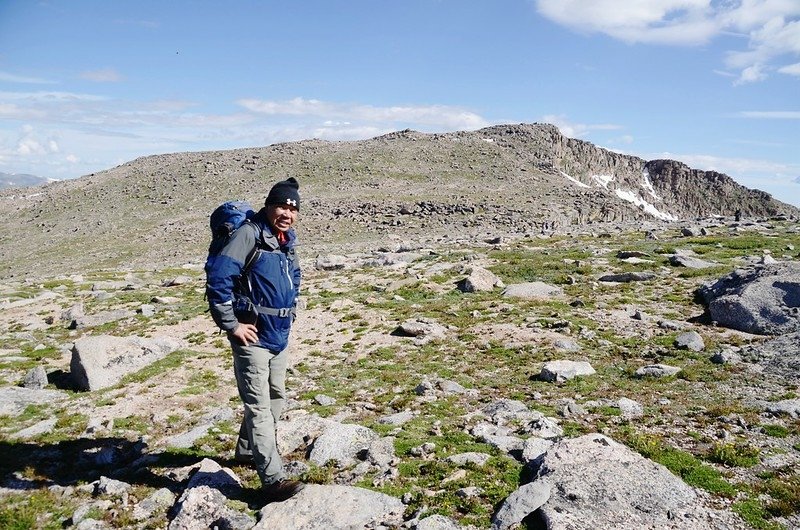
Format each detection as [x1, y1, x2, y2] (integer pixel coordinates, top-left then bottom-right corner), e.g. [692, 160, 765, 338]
[230, 340, 289, 486]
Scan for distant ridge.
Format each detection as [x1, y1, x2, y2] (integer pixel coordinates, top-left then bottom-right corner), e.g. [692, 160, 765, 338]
[0, 123, 796, 279]
[0, 171, 55, 189]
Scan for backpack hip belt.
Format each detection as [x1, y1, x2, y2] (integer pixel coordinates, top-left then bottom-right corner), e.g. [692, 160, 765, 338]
[253, 305, 295, 318]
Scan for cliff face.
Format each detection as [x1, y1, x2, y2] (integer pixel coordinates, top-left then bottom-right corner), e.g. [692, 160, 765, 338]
[476, 123, 794, 222]
[643, 159, 784, 218]
[0, 123, 796, 279]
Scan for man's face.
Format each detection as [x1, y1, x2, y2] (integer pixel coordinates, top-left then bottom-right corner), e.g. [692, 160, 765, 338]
[266, 204, 298, 232]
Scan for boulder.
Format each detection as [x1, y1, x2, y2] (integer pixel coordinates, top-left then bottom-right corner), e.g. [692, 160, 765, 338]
[278, 412, 333, 454]
[675, 331, 705, 351]
[669, 254, 717, 269]
[617, 398, 644, 419]
[168, 459, 251, 530]
[765, 399, 800, 418]
[315, 254, 349, 270]
[308, 422, 381, 467]
[456, 266, 504, 292]
[70, 335, 183, 391]
[494, 433, 737, 529]
[635, 364, 681, 378]
[132, 488, 176, 521]
[699, 263, 800, 335]
[503, 282, 565, 300]
[491, 481, 552, 530]
[397, 318, 448, 337]
[11, 417, 58, 439]
[255, 484, 404, 529]
[22, 365, 48, 389]
[0, 386, 68, 416]
[539, 360, 596, 383]
[415, 514, 463, 530]
[447, 452, 492, 467]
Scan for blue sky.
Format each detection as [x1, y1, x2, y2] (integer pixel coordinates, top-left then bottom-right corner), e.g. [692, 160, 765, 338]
[1, 0, 799, 207]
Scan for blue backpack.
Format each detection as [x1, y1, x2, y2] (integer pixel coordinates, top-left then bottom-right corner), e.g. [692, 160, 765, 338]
[207, 200, 255, 256]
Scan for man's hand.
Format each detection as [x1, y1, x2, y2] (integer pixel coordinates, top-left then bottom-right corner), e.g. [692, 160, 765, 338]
[231, 323, 258, 346]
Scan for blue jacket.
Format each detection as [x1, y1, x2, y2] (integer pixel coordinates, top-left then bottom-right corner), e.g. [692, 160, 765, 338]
[205, 214, 300, 352]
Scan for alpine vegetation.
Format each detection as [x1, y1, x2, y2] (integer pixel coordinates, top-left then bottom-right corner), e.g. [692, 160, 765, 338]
[1, 124, 799, 529]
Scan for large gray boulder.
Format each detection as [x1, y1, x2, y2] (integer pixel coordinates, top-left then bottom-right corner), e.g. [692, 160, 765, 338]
[278, 411, 334, 454]
[503, 282, 565, 300]
[0, 386, 68, 416]
[539, 360, 595, 383]
[739, 331, 800, 382]
[308, 422, 382, 467]
[699, 263, 800, 335]
[457, 266, 504, 292]
[669, 253, 717, 269]
[493, 433, 743, 529]
[255, 484, 404, 529]
[168, 459, 252, 530]
[70, 335, 183, 391]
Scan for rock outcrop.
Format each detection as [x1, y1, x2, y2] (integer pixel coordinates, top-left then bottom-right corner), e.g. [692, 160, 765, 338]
[699, 262, 800, 335]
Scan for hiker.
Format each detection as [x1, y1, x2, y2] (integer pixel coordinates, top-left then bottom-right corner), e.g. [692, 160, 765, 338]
[205, 177, 304, 503]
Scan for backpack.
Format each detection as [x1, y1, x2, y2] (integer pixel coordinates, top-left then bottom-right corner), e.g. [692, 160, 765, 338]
[208, 200, 255, 256]
[206, 200, 262, 294]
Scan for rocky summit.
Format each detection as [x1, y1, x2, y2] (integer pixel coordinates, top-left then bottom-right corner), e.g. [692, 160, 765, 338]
[1, 124, 799, 529]
[0, 123, 797, 280]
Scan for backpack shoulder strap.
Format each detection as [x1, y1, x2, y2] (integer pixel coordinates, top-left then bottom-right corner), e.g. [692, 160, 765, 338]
[241, 221, 264, 275]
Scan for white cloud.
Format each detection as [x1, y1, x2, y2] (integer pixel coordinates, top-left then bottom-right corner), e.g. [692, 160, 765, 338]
[535, 0, 800, 84]
[80, 68, 123, 82]
[606, 134, 635, 146]
[535, 0, 721, 45]
[778, 61, 800, 75]
[237, 97, 332, 116]
[15, 127, 60, 157]
[735, 63, 768, 84]
[0, 71, 57, 84]
[65, 154, 79, 163]
[0, 91, 108, 103]
[739, 110, 800, 119]
[237, 97, 488, 131]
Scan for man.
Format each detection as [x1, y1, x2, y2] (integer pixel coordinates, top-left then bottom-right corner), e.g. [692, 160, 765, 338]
[205, 177, 304, 503]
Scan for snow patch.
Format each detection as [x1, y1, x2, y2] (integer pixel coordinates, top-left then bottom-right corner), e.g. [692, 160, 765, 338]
[482, 138, 495, 143]
[560, 171, 590, 188]
[641, 169, 659, 200]
[615, 189, 677, 221]
[592, 174, 614, 188]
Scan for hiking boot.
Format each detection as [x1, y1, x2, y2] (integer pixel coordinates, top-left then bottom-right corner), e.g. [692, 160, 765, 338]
[262, 479, 305, 503]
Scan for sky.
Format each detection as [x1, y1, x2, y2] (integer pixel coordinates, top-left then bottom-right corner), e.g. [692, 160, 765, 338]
[1, 0, 799, 207]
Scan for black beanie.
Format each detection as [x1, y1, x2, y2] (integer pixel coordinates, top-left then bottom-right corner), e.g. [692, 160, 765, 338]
[265, 177, 300, 210]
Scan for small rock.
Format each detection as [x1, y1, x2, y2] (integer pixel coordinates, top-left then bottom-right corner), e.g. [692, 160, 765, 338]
[314, 394, 337, 406]
[675, 331, 705, 352]
[539, 360, 595, 383]
[22, 366, 48, 389]
[617, 397, 644, 419]
[635, 364, 681, 378]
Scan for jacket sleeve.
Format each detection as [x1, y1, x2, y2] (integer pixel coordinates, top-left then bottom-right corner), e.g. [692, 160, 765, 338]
[205, 225, 257, 332]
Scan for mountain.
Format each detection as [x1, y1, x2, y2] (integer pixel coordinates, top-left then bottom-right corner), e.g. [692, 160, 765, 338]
[0, 171, 56, 189]
[0, 122, 796, 279]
